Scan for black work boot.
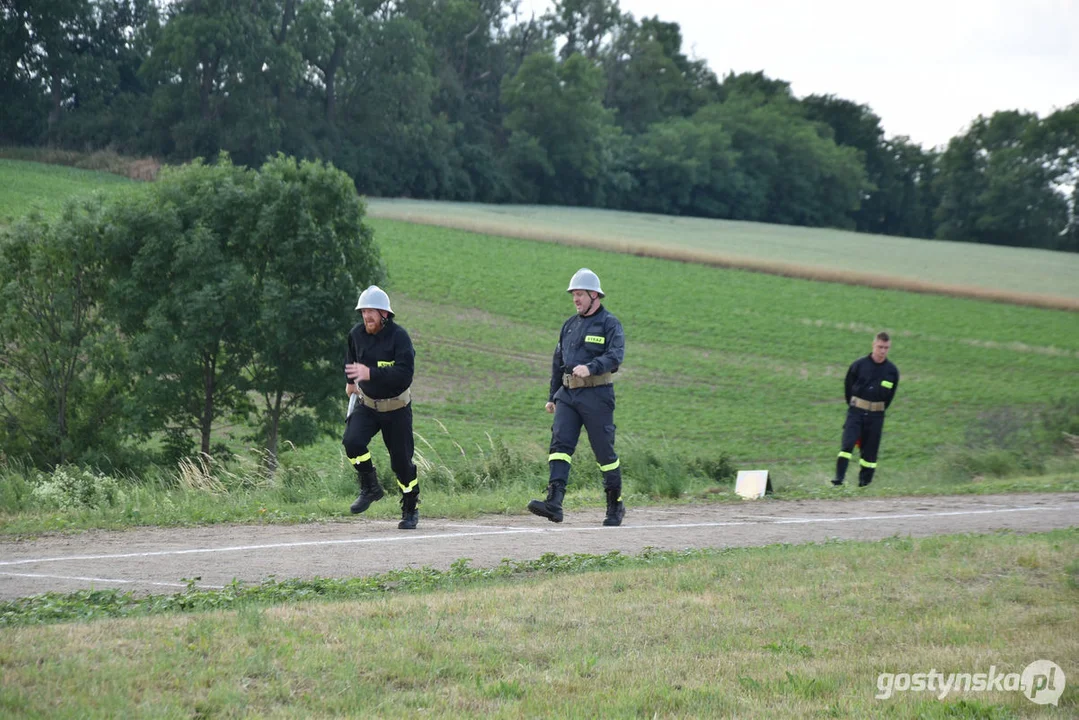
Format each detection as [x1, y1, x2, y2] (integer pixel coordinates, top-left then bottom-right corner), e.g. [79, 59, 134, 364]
[350, 469, 385, 514]
[602, 487, 625, 527]
[398, 491, 419, 529]
[858, 467, 875, 487]
[527, 482, 565, 523]
[832, 456, 849, 486]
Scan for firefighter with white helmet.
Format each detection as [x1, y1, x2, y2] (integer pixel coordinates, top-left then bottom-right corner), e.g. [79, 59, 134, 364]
[528, 268, 627, 526]
[343, 285, 420, 529]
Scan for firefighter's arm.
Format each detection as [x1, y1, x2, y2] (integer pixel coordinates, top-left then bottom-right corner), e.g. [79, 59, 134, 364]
[549, 342, 563, 401]
[344, 331, 367, 384]
[884, 371, 899, 409]
[588, 317, 625, 375]
[844, 362, 856, 404]
[369, 329, 415, 389]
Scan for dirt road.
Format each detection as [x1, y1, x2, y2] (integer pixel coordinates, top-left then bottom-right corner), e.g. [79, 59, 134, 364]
[1, 493, 1075, 601]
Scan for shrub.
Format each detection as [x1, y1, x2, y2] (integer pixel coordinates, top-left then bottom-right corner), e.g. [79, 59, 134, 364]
[30, 465, 124, 510]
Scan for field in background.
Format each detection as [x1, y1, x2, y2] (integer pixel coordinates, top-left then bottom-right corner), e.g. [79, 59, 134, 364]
[0, 159, 136, 229]
[1, 157, 1077, 512]
[350, 218, 1079, 478]
[1, 530, 1075, 717]
[368, 198, 1079, 309]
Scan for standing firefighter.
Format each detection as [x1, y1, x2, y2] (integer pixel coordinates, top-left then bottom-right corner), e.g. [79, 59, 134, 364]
[529, 268, 627, 526]
[832, 332, 900, 487]
[343, 285, 420, 529]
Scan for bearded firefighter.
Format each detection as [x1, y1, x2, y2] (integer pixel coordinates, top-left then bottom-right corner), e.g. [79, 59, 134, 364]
[343, 285, 419, 529]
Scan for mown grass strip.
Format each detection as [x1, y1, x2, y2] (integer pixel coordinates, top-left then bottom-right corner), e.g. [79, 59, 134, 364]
[0, 530, 1075, 717]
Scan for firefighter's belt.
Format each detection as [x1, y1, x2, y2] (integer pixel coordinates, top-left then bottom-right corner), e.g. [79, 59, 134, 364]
[562, 372, 613, 389]
[359, 388, 411, 412]
[850, 396, 885, 412]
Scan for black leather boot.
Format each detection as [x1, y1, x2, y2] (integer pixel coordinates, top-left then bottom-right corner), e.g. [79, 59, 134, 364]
[858, 466, 875, 487]
[527, 482, 565, 523]
[398, 490, 419, 529]
[832, 455, 849, 486]
[350, 468, 385, 514]
[602, 487, 625, 527]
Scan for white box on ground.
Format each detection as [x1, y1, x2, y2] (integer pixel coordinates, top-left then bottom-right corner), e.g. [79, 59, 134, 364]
[735, 470, 772, 499]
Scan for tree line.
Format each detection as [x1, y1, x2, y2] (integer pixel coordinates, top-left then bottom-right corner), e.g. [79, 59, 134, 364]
[2, 0, 1077, 250]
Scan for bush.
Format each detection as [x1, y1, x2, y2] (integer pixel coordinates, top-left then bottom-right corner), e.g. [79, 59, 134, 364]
[687, 453, 738, 482]
[30, 465, 125, 510]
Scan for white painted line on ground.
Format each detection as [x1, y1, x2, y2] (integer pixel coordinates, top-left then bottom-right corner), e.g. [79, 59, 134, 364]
[769, 506, 1054, 525]
[0, 504, 1068, 569]
[444, 523, 526, 530]
[0, 571, 222, 590]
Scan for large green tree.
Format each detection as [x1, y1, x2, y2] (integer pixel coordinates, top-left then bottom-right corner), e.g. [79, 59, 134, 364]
[693, 89, 869, 228]
[501, 51, 628, 205]
[141, 0, 299, 165]
[241, 155, 382, 470]
[935, 111, 1069, 249]
[102, 154, 381, 467]
[103, 158, 258, 457]
[0, 199, 129, 468]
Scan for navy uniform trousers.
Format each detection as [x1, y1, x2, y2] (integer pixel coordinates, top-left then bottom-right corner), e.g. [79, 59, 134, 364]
[836, 407, 885, 485]
[343, 404, 417, 493]
[549, 384, 621, 491]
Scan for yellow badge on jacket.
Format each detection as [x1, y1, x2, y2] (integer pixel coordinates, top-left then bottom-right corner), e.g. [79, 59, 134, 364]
[585, 335, 605, 344]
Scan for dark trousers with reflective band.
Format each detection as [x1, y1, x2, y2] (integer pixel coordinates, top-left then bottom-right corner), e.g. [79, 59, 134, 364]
[836, 408, 885, 483]
[549, 385, 620, 492]
[343, 404, 418, 493]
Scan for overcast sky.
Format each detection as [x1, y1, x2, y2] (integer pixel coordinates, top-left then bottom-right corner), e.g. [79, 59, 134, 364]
[522, 0, 1079, 149]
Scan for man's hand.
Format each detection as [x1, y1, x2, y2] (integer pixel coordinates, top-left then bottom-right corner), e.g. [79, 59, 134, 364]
[345, 362, 370, 382]
[346, 383, 359, 396]
[545, 401, 555, 413]
[572, 364, 591, 378]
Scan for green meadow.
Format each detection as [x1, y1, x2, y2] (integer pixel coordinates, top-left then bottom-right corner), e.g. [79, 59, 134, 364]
[368, 198, 1079, 305]
[0, 159, 134, 229]
[0, 156, 1077, 532]
[347, 217, 1079, 479]
[1, 155, 1076, 718]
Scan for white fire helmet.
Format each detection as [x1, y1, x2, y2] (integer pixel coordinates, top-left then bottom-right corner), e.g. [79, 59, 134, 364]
[355, 285, 394, 317]
[567, 268, 604, 297]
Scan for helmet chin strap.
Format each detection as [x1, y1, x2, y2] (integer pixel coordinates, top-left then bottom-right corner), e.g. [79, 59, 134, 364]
[580, 292, 599, 316]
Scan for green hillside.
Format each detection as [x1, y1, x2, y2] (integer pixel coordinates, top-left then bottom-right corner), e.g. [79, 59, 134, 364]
[3, 157, 1075, 487]
[368, 198, 1079, 305]
[360, 219, 1078, 482]
[0, 159, 134, 228]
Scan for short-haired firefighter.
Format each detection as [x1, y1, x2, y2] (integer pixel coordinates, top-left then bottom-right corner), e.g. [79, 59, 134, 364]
[343, 285, 420, 529]
[528, 268, 626, 526]
[832, 332, 900, 487]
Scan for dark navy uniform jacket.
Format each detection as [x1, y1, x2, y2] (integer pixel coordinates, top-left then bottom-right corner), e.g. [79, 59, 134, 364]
[548, 305, 625, 402]
[346, 320, 415, 400]
[844, 355, 900, 410]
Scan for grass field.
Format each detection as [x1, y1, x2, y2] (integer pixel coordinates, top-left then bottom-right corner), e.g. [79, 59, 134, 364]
[1, 156, 1078, 531]
[1, 530, 1075, 717]
[1, 154, 1077, 719]
[0, 159, 135, 229]
[347, 218, 1079, 475]
[367, 198, 1079, 308]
